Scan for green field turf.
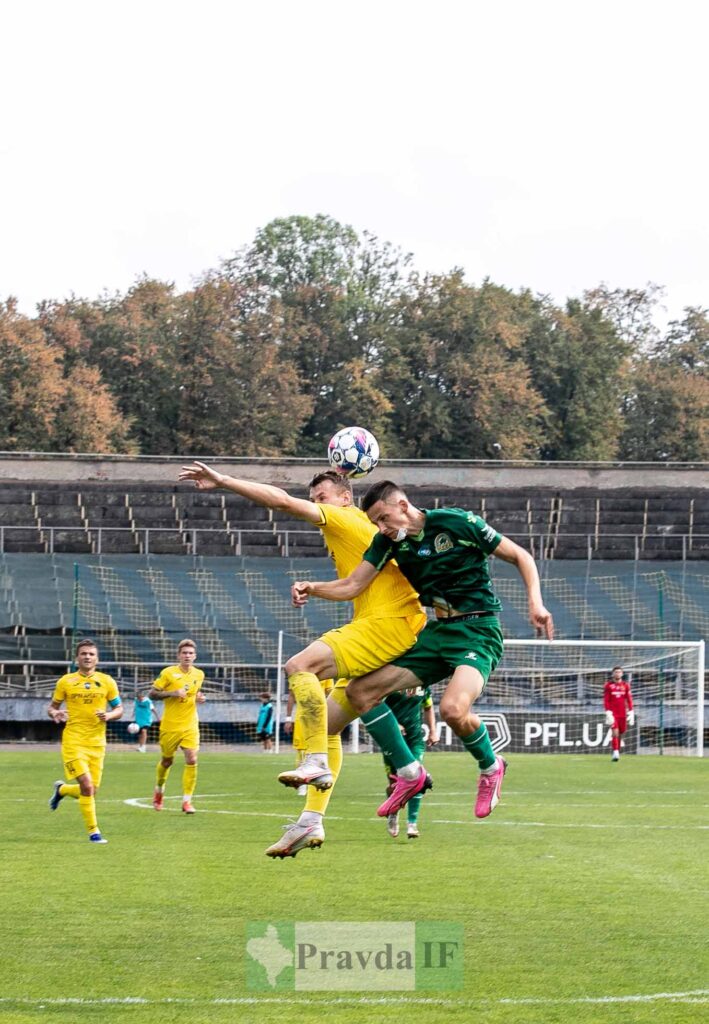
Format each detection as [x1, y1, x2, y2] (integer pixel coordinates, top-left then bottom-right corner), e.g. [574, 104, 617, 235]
[0, 749, 707, 1024]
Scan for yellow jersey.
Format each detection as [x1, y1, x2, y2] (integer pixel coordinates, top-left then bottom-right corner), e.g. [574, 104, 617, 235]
[317, 504, 423, 620]
[153, 665, 205, 733]
[53, 671, 121, 750]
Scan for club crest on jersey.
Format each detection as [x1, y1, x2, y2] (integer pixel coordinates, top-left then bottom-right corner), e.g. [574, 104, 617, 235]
[84, 682, 91, 689]
[434, 533, 453, 553]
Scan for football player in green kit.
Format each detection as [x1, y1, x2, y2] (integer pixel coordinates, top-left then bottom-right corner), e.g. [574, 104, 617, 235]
[292, 480, 554, 820]
[383, 686, 438, 838]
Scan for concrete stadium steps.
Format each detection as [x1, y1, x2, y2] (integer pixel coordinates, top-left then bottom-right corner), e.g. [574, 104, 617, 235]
[0, 482, 706, 560]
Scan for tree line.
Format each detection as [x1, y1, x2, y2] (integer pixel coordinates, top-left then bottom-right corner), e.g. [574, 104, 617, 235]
[1, 215, 707, 461]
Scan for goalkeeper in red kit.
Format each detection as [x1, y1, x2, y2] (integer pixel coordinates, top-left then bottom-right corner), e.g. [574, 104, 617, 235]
[603, 666, 635, 762]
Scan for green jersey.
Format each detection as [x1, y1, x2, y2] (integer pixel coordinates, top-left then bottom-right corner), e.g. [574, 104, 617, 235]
[363, 507, 502, 616]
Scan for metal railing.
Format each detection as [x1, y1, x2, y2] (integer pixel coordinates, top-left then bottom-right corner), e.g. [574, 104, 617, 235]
[0, 525, 327, 557]
[0, 525, 707, 559]
[0, 659, 281, 695]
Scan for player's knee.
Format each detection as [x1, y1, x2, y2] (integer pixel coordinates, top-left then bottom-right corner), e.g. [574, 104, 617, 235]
[439, 695, 468, 727]
[162, 756, 173, 768]
[285, 653, 319, 677]
[346, 684, 376, 715]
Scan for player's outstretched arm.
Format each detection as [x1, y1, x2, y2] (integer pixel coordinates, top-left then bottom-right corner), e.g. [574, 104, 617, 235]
[493, 536, 554, 640]
[179, 461, 322, 523]
[291, 561, 379, 606]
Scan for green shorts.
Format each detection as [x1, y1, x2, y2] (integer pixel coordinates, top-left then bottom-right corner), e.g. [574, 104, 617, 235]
[392, 616, 504, 689]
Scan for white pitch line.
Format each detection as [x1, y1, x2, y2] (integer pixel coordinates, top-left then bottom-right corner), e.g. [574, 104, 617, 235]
[121, 797, 709, 830]
[432, 818, 709, 830]
[123, 797, 346, 820]
[0, 990, 706, 1008]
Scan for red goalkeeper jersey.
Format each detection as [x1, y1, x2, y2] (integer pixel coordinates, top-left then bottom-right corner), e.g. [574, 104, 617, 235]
[604, 680, 633, 716]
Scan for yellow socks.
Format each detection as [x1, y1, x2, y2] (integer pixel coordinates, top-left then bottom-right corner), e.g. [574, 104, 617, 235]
[305, 733, 343, 815]
[182, 764, 197, 798]
[156, 762, 171, 789]
[288, 672, 327, 754]
[78, 794, 98, 834]
[59, 784, 80, 799]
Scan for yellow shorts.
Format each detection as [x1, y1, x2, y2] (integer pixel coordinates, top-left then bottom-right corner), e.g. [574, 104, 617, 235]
[320, 612, 427, 680]
[160, 729, 200, 758]
[62, 748, 104, 787]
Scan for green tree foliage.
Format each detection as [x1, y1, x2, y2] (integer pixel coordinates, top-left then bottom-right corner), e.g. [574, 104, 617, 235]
[225, 215, 407, 453]
[583, 283, 664, 354]
[0, 300, 63, 449]
[382, 274, 548, 458]
[620, 308, 709, 460]
[523, 298, 631, 460]
[654, 307, 709, 375]
[41, 280, 183, 453]
[50, 364, 138, 454]
[2, 219, 707, 462]
[0, 299, 134, 453]
[619, 362, 709, 461]
[175, 276, 311, 456]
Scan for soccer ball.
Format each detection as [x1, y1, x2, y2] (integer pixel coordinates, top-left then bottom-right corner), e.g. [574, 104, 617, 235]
[127, 722, 140, 735]
[327, 427, 380, 479]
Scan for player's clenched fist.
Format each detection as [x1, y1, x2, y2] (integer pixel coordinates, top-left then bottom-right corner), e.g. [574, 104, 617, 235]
[291, 581, 313, 607]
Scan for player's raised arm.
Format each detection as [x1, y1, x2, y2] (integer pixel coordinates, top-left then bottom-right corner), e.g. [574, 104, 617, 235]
[291, 560, 379, 606]
[492, 536, 554, 640]
[179, 461, 322, 524]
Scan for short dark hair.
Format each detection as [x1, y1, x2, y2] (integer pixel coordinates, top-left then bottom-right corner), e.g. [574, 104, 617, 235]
[75, 638, 98, 655]
[611, 665, 623, 673]
[362, 480, 405, 513]
[309, 471, 353, 496]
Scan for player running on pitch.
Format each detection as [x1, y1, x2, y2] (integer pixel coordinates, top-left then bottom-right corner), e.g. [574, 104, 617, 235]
[178, 463, 429, 858]
[47, 639, 123, 844]
[293, 479, 554, 820]
[382, 686, 439, 839]
[150, 639, 206, 814]
[603, 666, 635, 762]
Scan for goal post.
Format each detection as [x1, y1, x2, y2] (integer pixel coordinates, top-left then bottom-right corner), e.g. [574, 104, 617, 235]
[464, 639, 705, 758]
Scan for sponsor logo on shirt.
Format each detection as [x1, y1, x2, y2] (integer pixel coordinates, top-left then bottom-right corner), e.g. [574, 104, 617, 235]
[417, 546, 432, 557]
[434, 533, 453, 553]
[465, 652, 477, 660]
[482, 525, 497, 543]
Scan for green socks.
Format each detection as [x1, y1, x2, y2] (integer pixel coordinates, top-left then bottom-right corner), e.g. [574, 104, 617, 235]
[361, 704, 418, 771]
[461, 723, 496, 770]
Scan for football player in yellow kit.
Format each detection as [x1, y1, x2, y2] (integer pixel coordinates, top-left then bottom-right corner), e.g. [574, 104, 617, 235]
[48, 639, 123, 844]
[149, 638, 206, 814]
[178, 462, 429, 857]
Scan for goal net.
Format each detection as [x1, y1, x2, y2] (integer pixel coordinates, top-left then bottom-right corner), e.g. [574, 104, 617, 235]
[446, 639, 705, 757]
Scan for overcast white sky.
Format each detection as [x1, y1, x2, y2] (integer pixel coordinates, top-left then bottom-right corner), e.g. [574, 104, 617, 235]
[1, 0, 707, 326]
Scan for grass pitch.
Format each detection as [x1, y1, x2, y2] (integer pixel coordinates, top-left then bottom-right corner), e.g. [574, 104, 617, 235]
[0, 749, 707, 1024]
